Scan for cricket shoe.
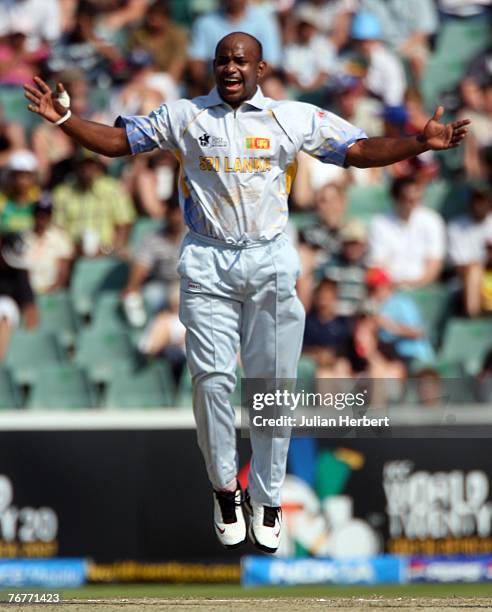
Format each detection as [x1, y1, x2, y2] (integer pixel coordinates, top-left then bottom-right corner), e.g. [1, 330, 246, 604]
[213, 484, 247, 549]
[245, 490, 282, 554]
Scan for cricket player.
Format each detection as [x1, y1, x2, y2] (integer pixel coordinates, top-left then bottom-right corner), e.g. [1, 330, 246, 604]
[24, 32, 469, 554]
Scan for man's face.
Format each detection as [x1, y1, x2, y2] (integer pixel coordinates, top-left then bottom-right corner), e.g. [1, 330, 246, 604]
[395, 183, 422, 220]
[470, 193, 490, 222]
[315, 185, 346, 228]
[10, 170, 35, 195]
[214, 36, 265, 108]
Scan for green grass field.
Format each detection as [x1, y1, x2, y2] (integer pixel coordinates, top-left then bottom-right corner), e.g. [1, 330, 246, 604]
[58, 582, 492, 599]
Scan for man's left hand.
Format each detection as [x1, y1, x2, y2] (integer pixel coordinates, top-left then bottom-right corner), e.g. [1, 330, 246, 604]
[421, 106, 470, 150]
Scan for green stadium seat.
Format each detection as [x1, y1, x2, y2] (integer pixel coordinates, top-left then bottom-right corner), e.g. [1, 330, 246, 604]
[297, 355, 317, 393]
[440, 318, 492, 375]
[70, 257, 129, 317]
[28, 365, 97, 410]
[347, 185, 391, 222]
[130, 218, 163, 253]
[421, 19, 490, 111]
[289, 212, 318, 230]
[104, 362, 174, 409]
[91, 292, 128, 331]
[403, 285, 450, 346]
[6, 330, 65, 385]
[0, 367, 22, 409]
[38, 291, 79, 348]
[0, 86, 41, 133]
[75, 328, 136, 383]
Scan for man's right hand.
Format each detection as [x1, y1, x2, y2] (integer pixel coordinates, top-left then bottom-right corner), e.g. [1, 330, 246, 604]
[23, 77, 69, 124]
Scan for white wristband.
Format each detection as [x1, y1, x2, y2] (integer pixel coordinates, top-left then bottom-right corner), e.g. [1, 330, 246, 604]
[54, 109, 72, 126]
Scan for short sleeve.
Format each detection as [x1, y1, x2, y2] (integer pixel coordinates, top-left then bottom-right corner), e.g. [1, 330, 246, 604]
[424, 212, 446, 259]
[301, 107, 367, 167]
[115, 104, 178, 155]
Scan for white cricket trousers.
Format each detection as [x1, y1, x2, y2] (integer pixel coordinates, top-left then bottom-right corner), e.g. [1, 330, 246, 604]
[178, 231, 305, 506]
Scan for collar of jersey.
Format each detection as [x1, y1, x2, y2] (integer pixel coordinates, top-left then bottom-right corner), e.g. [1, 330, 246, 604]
[203, 86, 267, 111]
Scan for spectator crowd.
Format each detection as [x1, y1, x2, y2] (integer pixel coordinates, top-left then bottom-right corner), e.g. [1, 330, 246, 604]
[0, 0, 491, 408]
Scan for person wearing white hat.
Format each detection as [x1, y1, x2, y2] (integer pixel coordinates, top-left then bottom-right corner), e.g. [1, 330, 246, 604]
[0, 150, 40, 233]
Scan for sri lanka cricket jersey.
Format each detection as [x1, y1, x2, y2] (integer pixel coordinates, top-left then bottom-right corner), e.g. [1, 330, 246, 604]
[116, 87, 367, 245]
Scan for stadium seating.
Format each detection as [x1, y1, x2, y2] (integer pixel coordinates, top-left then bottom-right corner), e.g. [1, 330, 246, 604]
[421, 18, 490, 111]
[75, 328, 136, 383]
[38, 291, 79, 348]
[28, 365, 97, 409]
[347, 184, 390, 222]
[0, 367, 21, 409]
[104, 362, 174, 409]
[403, 285, 450, 346]
[440, 318, 492, 375]
[70, 257, 129, 318]
[129, 217, 163, 253]
[6, 330, 66, 386]
[91, 292, 128, 332]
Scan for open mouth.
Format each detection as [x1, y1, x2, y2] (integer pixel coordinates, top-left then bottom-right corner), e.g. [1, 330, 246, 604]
[222, 77, 242, 93]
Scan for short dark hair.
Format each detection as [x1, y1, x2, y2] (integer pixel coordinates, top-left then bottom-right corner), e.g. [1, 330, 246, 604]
[391, 176, 418, 201]
[214, 32, 263, 61]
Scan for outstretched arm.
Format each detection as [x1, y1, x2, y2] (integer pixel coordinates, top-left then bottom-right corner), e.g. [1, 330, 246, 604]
[24, 77, 131, 157]
[346, 107, 470, 168]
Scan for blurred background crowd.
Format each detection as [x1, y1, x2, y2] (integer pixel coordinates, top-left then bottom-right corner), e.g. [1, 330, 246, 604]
[0, 0, 491, 410]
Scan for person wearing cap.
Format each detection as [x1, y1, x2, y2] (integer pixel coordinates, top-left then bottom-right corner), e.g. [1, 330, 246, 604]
[283, 5, 337, 103]
[0, 232, 38, 362]
[448, 186, 492, 317]
[0, 150, 40, 233]
[347, 11, 406, 107]
[295, 0, 357, 48]
[366, 267, 434, 366]
[24, 194, 74, 295]
[318, 218, 368, 317]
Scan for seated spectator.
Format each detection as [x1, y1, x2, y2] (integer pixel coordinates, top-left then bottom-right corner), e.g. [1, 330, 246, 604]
[0, 26, 48, 86]
[0, 107, 26, 169]
[350, 311, 406, 404]
[122, 201, 185, 325]
[302, 278, 353, 377]
[0, 232, 38, 362]
[297, 182, 348, 309]
[108, 49, 179, 120]
[125, 150, 178, 219]
[459, 79, 492, 182]
[412, 366, 444, 407]
[284, 5, 336, 101]
[129, 0, 188, 83]
[0, 150, 40, 233]
[188, 0, 282, 94]
[0, 0, 61, 53]
[24, 195, 74, 295]
[448, 185, 492, 317]
[345, 11, 406, 107]
[369, 176, 445, 288]
[317, 219, 368, 316]
[461, 43, 492, 113]
[52, 155, 136, 257]
[47, 1, 124, 86]
[366, 267, 435, 366]
[296, 0, 357, 49]
[87, 0, 148, 33]
[358, 0, 438, 79]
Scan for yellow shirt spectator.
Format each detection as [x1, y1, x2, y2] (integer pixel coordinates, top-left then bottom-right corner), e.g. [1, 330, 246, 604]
[53, 174, 136, 254]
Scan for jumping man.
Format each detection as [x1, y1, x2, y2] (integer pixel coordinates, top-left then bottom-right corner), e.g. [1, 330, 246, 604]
[24, 31, 469, 554]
